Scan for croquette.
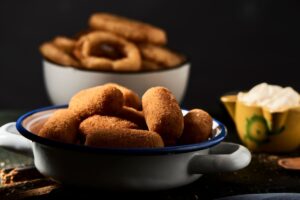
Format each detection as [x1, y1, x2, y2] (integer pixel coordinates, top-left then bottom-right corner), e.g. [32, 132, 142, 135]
[79, 115, 139, 137]
[85, 128, 164, 148]
[179, 109, 212, 144]
[142, 87, 184, 146]
[38, 109, 79, 143]
[68, 85, 123, 119]
[116, 106, 147, 129]
[104, 83, 141, 109]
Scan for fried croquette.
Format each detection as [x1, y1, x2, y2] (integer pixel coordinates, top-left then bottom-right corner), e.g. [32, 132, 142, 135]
[117, 106, 147, 129]
[179, 109, 212, 144]
[79, 115, 139, 137]
[38, 109, 79, 143]
[85, 128, 164, 148]
[68, 85, 123, 119]
[142, 87, 184, 145]
[104, 83, 141, 109]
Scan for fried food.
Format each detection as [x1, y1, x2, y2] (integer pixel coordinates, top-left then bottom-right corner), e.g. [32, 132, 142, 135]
[89, 13, 167, 45]
[37, 82, 214, 148]
[73, 31, 141, 71]
[52, 36, 76, 54]
[142, 87, 184, 145]
[138, 43, 185, 68]
[79, 115, 138, 137]
[117, 106, 147, 129]
[85, 128, 164, 148]
[141, 59, 163, 71]
[38, 109, 79, 143]
[179, 109, 212, 144]
[68, 85, 123, 119]
[104, 83, 141, 109]
[39, 42, 80, 67]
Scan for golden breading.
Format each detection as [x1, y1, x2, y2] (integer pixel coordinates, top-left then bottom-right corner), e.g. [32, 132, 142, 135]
[117, 106, 147, 129]
[85, 128, 164, 148]
[138, 43, 185, 68]
[179, 109, 212, 144]
[104, 83, 141, 109]
[89, 13, 167, 45]
[141, 59, 163, 71]
[52, 36, 76, 54]
[73, 31, 141, 71]
[39, 42, 80, 67]
[38, 109, 79, 143]
[68, 85, 123, 119]
[79, 115, 139, 137]
[142, 87, 184, 145]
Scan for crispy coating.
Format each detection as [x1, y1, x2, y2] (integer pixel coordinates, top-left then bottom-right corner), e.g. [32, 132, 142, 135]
[104, 83, 141, 109]
[38, 109, 79, 143]
[52, 36, 76, 54]
[179, 109, 212, 144]
[142, 87, 184, 145]
[40, 42, 80, 67]
[85, 128, 164, 148]
[68, 85, 123, 119]
[79, 115, 139, 137]
[89, 13, 167, 45]
[117, 106, 147, 129]
[141, 59, 163, 71]
[73, 31, 141, 71]
[138, 43, 185, 68]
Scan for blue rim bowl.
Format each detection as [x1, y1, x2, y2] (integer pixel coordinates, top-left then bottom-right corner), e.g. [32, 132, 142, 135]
[16, 105, 227, 155]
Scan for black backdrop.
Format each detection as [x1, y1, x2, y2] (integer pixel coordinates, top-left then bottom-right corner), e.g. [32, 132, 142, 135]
[0, 0, 299, 115]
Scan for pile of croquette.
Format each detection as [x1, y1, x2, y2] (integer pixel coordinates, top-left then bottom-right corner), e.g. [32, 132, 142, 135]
[37, 83, 212, 148]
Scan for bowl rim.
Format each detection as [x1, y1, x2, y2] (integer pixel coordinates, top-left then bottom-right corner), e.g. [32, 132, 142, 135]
[43, 58, 191, 75]
[16, 105, 226, 155]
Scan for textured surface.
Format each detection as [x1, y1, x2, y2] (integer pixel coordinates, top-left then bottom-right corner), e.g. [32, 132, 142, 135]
[1, 110, 300, 199]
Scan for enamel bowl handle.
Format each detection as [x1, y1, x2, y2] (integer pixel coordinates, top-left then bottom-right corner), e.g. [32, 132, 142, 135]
[189, 142, 251, 174]
[0, 122, 33, 157]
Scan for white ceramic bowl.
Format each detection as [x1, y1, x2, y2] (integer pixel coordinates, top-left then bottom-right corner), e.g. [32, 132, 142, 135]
[43, 59, 190, 105]
[0, 106, 251, 191]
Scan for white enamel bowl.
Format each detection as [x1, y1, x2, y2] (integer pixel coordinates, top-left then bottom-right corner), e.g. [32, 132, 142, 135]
[43, 60, 190, 105]
[0, 106, 251, 191]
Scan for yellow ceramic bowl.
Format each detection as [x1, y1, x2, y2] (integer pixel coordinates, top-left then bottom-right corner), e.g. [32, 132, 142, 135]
[221, 95, 300, 152]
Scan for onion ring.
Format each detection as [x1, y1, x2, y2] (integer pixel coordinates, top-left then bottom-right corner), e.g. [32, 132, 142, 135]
[52, 36, 76, 54]
[138, 43, 185, 68]
[141, 59, 163, 71]
[89, 13, 167, 45]
[74, 31, 141, 71]
[39, 42, 80, 67]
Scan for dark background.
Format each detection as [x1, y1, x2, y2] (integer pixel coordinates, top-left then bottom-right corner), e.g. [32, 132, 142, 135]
[0, 0, 299, 116]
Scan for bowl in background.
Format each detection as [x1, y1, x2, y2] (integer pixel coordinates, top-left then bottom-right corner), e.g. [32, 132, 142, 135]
[43, 59, 190, 105]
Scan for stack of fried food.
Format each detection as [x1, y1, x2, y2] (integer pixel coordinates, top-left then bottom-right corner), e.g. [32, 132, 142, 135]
[37, 83, 212, 148]
[39, 13, 186, 72]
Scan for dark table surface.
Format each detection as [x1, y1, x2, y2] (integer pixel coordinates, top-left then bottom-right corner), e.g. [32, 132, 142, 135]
[1, 110, 300, 200]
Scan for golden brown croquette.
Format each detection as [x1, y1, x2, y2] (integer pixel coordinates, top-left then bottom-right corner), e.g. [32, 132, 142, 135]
[142, 87, 184, 146]
[85, 128, 164, 148]
[68, 85, 123, 119]
[38, 109, 80, 143]
[79, 115, 139, 137]
[116, 106, 147, 129]
[179, 109, 212, 144]
[104, 83, 141, 109]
